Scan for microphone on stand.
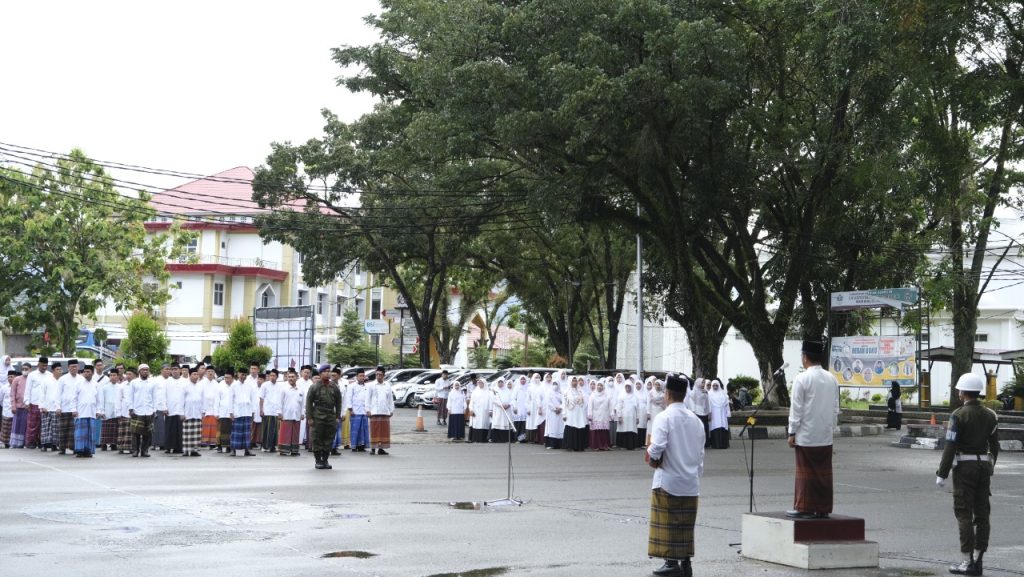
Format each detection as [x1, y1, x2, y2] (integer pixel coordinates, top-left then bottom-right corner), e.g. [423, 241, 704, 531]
[772, 362, 790, 376]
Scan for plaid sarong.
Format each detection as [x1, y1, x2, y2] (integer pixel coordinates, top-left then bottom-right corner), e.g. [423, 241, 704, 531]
[74, 418, 97, 455]
[218, 418, 232, 446]
[278, 420, 300, 453]
[369, 415, 391, 448]
[648, 489, 698, 559]
[91, 418, 102, 447]
[26, 405, 41, 447]
[350, 414, 369, 448]
[230, 416, 252, 450]
[1, 416, 12, 445]
[201, 415, 219, 446]
[100, 419, 119, 446]
[261, 415, 278, 450]
[794, 445, 834, 514]
[182, 418, 201, 452]
[250, 421, 261, 448]
[130, 414, 154, 435]
[58, 412, 75, 450]
[11, 407, 28, 447]
[117, 417, 132, 448]
[40, 411, 58, 446]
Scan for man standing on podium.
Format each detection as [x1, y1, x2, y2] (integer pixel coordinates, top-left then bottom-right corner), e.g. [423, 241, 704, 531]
[646, 373, 705, 577]
[786, 340, 840, 519]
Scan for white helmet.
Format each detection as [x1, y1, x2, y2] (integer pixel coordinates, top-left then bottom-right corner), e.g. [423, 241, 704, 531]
[954, 373, 985, 393]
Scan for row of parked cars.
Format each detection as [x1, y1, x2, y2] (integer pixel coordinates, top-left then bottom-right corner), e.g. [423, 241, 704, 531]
[381, 366, 562, 408]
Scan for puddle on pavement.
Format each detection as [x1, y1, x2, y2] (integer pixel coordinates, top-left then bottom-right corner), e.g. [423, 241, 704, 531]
[322, 550, 376, 559]
[425, 568, 509, 577]
[448, 501, 481, 510]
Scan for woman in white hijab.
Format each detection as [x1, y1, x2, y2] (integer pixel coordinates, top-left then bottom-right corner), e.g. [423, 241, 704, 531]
[511, 375, 530, 442]
[707, 378, 731, 449]
[609, 373, 624, 444]
[525, 374, 545, 444]
[587, 381, 612, 450]
[0, 356, 12, 385]
[446, 381, 467, 441]
[543, 379, 564, 449]
[467, 378, 492, 443]
[636, 375, 651, 446]
[614, 381, 640, 450]
[563, 376, 588, 451]
[489, 378, 513, 443]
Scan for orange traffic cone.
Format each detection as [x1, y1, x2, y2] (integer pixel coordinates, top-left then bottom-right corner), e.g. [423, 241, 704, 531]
[929, 414, 936, 426]
[414, 406, 426, 432]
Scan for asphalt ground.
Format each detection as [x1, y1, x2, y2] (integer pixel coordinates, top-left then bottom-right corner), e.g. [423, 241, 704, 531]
[1, 407, 1022, 577]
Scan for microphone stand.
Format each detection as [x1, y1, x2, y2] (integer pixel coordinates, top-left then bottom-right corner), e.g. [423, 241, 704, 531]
[737, 367, 785, 513]
[485, 388, 522, 507]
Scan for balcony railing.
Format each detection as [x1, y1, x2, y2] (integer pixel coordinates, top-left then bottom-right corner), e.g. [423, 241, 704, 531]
[174, 254, 281, 270]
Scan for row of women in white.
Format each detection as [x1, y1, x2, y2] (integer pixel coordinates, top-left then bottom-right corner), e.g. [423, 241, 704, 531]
[445, 372, 733, 450]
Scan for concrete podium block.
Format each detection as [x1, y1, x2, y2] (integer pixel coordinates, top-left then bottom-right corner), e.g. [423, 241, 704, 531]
[741, 512, 878, 570]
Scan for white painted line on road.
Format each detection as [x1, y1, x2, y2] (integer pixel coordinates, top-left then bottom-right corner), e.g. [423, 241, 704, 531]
[835, 482, 887, 492]
[20, 457, 142, 497]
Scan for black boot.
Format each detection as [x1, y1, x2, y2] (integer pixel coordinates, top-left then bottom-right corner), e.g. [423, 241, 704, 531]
[314, 451, 326, 469]
[968, 552, 983, 577]
[653, 559, 683, 576]
[323, 453, 333, 470]
[682, 558, 693, 577]
[330, 448, 341, 456]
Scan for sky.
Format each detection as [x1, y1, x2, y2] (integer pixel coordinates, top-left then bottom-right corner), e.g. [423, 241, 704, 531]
[0, 0, 381, 191]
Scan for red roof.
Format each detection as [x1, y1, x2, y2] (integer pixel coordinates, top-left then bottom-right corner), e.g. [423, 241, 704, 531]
[467, 324, 525, 351]
[149, 166, 263, 215]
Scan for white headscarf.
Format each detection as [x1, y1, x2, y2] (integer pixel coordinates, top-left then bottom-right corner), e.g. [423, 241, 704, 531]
[0, 355, 11, 384]
[708, 378, 729, 409]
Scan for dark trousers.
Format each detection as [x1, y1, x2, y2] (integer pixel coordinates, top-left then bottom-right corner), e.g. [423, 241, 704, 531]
[165, 415, 183, 453]
[953, 462, 992, 553]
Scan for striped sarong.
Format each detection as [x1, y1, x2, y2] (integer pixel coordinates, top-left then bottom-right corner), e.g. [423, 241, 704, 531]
[40, 411, 58, 446]
[100, 419, 119, 446]
[794, 445, 833, 515]
[58, 412, 75, 450]
[91, 417, 102, 448]
[74, 417, 97, 455]
[182, 418, 201, 452]
[648, 489, 698, 560]
[278, 420, 300, 453]
[201, 415, 219, 446]
[369, 415, 390, 448]
[1, 416, 12, 445]
[230, 416, 252, 450]
[218, 418, 232, 447]
[250, 421, 261, 448]
[261, 415, 278, 450]
[350, 414, 369, 448]
[117, 417, 131, 448]
[26, 405, 41, 447]
[11, 407, 28, 447]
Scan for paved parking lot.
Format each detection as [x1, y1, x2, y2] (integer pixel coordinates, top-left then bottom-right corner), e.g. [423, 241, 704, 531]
[2, 407, 1022, 577]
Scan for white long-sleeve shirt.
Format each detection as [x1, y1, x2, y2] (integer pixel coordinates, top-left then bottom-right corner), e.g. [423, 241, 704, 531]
[214, 383, 234, 419]
[647, 402, 705, 496]
[58, 373, 83, 411]
[260, 381, 282, 416]
[367, 382, 394, 416]
[788, 366, 840, 447]
[201, 377, 219, 414]
[345, 383, 369, 414]
[182, 381, 204, 420]
[25, 369, 49, 406]
[447, 388, 466, 414]
[232, 381, 259, 418]
[279, 386, 304, 421]
[164, 377, 186, 416]
[130, 378, 157, 416]
[74, 379, 101, 419]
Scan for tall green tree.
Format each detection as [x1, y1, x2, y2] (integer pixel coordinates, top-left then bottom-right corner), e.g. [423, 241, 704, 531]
[211, 320, 274, 372]
[326, 308, 378, 366]
[0, 150, 188, 355]
[118, 312, 170, 367]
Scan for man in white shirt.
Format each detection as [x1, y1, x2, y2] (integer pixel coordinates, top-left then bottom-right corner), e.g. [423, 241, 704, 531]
[260, 369, 282, 452]
[200, 366, 220, 448]
[231, 366, 259, 457]
[72, 364, 102, 458]
[245, 363, 262, 450]
[129, 364, 157, 458]
[278, 369, 304, 455]
[434, 370, 450, 426]
[181, 366, 205, 457]
[162, 363, 186, 454]
[56, 359, 84, 454]
[646, 374, 705, 577]
[215, 368, 235, 453]
[345, 368, 370, 452]
[24, 357, 50, 449]
[367, 366, 394, 455]
[786, 340, 840, 519]
[297, 364, 314, 451]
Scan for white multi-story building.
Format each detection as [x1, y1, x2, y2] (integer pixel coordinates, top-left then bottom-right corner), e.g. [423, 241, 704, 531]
[93, 167, 403, 363]
[617, 217, 1024, 404]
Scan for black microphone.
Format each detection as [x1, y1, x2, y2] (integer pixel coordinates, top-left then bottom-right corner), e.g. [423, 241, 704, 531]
[772, 362, 790, 376]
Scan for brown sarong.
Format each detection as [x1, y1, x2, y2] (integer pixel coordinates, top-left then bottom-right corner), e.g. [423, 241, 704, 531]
[369, 415, 390, 448]
[648, 488, 698, 559]
[794, 444, 833, 514]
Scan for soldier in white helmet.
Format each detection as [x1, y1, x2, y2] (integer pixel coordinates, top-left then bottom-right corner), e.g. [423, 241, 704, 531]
[936, 373, 1000, 576]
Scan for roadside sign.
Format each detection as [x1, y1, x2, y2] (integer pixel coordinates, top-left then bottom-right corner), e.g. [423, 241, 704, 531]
[363, 319, 390, 335]
[402, 344, 418, 354]
[391, 337, 401, 347]
[382, 309, 402, 320]
[395, 294, 408, 309]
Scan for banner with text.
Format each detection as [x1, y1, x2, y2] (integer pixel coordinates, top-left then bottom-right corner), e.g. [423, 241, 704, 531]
[829, 336, 917, 387]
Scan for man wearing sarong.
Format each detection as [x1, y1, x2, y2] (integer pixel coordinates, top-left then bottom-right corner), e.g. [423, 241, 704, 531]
[786, 340, 840, 519]
[259, 369, 281, 452]
[129, 364, 157, 458]
[89, 360, 108, 449]
[434, 370, 450, 426]
[162, 363, 185, 454]
[96, 361, 119, 451]
[278, 369, 304, 456]
[367, 366, 394, 455]
[646, 374, 704, 577]
[181, 366, 205, 457]
[116, 369, 135, 453]
[230, 366, 258, 457]
[24, 356, 50, 449]
[200, 366, 220, 448]
[55, 359, 84, 454]
[72, 365, 102, 458]
[345, 368, 370, 452]
[297, 365, 314, 451]
[243, 363, 262, 449]
[9, 363, 30, 448]
[306, 367, 342, 469]
[215, 368, 235, 453]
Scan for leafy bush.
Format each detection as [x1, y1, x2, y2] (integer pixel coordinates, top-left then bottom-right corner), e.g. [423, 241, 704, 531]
[211, 320, 273, 373]
[871, 393, 883, 403]
[118, 312, 169, 366]
[982, 399, 1003, 411]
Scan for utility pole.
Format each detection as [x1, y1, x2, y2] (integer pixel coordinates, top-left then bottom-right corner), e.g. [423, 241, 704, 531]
[636, 202, 644, 378]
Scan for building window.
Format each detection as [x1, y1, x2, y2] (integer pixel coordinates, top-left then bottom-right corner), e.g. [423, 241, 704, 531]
[336, 299, 343, 317]
[298, 290, 308, 306]
[315, 343, 324, 363]
[175, 281, 183, 289]
[371, 297, 381, 320]
[186, 237, 198, 255]
[975, 333, 988, 343]
[318, 293, 327, 315]
[213, 282, 224, 306]
[211, 341, 222, 352]
[258, 285, 276, 308]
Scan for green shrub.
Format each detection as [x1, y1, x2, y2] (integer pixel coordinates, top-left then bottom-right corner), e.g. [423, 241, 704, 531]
[871, 393, 883, 403]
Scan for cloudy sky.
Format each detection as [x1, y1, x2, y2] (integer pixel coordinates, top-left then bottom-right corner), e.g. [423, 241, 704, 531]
[0, 0, 381, 190]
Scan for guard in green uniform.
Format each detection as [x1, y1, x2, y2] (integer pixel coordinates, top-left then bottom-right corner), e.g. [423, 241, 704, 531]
[936, 373, 999, 576]
[305, 372, 343, 470]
